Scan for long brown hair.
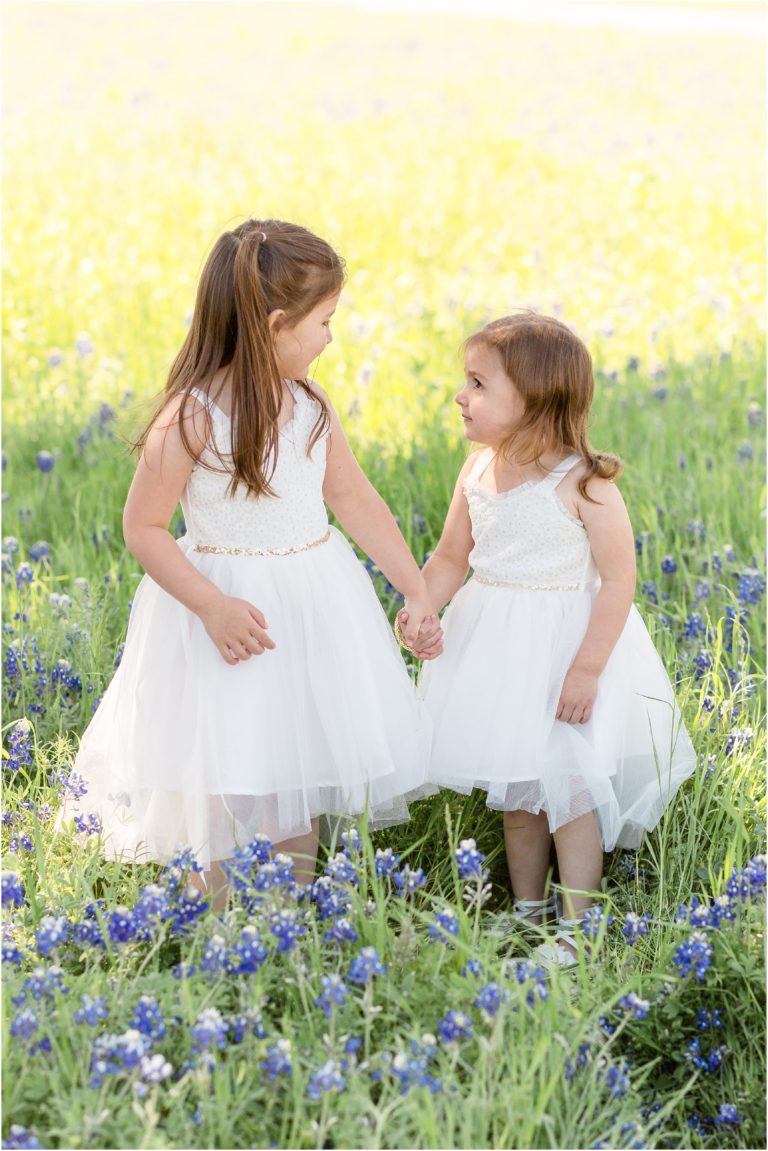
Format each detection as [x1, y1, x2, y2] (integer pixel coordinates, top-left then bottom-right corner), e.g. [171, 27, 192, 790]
[136, 219, 346, 496]
[465, 312, 622, 500]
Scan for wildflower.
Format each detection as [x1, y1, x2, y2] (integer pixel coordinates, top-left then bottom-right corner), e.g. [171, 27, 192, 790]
[504, 958, 549, 1005]
[726, 854, 767, 900]
[90, 1029, 152, 1087]
[270, 908, 305, 953]
[132, 883, 171, 937]
[310, 876, 351, 921]
[724, 726, 753, 756]
[580, 906, 613, 939]
[10, 1007, 39, 1041]
[392, 864, 426, 894]
[261, 1038, 292, 1080]
[682, 613, 705, 639]
[604, 1061, 631, 1098]
[325, 852, 359, 886]
[474, 982, 508, 1019]
[136, 1052, 173, 1091]
[694, 580, 711, 599]
[190, 1007, 228, 1054]
[315, 974, 350, 1018]
[696, 1008, 724, 1031]
[169, 884, 208, 932]
[75, 333, 94, 357]
[461, 958, 483, 978]
[29, 541, 50, 561]
[130, 996, 166, 1040]
[671, 931, 713, 981]
[660, 556, 677, 574]
[107, 906, 136, 944]
[715, 1103, 742, 1126]
[342, 828, 363, 857]
[5, 719, 33, 774]
[36, 915, 71, 957]
[374, 846, 400, 877]
[736, 441, 753, 461]
[640, 580, 657, 604]
[687, 519, 706, 541]
[1, 872, 25, 907]
[348, 945, 386, 984]
[49, 768, 88, 801]
[73, 812, 100, 836]
[736, 569, 765, 604]
[622, 912, 650, 944]
[388, 1038, 441, 1095]
[618, 993, 650, 1020]
[74, 995, 109, 1027]
[685, 1036, 728, 1072]
[35, 452, 55, 473]
[200, 934, 229, 977]
[306, 1059, 346, 1100]
[438, 1010, 473, 1044]
[428, 907, 460, 941]
[230, 924, 268, 973]
[455, 839, 488, 880]
[3, 1125, 43, 1149]
[324, 916, 359, 946]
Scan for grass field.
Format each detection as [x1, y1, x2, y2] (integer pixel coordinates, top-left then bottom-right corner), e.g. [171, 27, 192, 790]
[2, 3, 765, 1149]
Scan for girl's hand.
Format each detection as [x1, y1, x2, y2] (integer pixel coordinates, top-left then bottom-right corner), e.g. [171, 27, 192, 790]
[397, 609, 444, 660]
[198, 593, 276, 666]
[556, 666, 598, 724]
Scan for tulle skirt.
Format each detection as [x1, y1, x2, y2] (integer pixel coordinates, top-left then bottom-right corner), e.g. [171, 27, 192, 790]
[64, 528, 433, 867]
[418, 579, 697, 850]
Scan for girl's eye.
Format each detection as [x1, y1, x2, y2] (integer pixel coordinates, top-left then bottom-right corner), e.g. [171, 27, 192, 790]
[472, 378, 483, 389]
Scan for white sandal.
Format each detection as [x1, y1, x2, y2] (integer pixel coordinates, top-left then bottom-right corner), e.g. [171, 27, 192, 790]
[534, 917, 581, 968]
[486, 895, 558, 937]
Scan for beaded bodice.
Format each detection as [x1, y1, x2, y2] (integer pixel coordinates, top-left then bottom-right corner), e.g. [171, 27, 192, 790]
[180, 383, 329, 551]
[464, 449, 598, 590]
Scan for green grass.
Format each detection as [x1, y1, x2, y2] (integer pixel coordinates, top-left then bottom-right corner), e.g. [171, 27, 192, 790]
[2, 4, 765, 1149]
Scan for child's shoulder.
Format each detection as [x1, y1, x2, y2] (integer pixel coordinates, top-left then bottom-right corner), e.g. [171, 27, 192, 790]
[457, 448, 491, 485]
[146, 389, 212, 457]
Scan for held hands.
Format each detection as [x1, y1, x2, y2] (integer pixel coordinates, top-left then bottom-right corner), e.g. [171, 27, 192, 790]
[198, 593, 276, 666]
[556, 665, 599, 724]
[396, 604, 444, 660]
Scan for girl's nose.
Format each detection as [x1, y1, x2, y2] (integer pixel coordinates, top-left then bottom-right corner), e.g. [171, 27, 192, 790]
[455, 389, 466, 407]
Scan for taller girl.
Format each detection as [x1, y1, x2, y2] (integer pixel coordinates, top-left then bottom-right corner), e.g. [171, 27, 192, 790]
[67, 219, 439, 901]
[408, 313, 696, 962]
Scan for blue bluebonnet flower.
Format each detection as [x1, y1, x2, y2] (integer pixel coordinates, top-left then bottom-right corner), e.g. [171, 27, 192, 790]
[672, 931, 713, 981]
[715, 1103, 742, 1126]
[438, 1010, 473, 1044]
[603, 1061, 631, 1098]
[581, 906, 613, 939]
[90, 1029, 152, 1087]
[49, 768, 88, 801]
[253, 855, 296, 894]
[28, 541, 50, 562]
[169, 884, 208, 932]
[724, 726, 753, 756]
[474, 982, 509, 1019]
[504, 958, 549, 1005]
[14, 966, 68, 1007]
[311, 876, 352, 921]
[107, 906, 136, 945]
[737, 569, 765, 604]
[694, 580, 711, 599]
[5, 720, 33, 774]
[135, 1052, 173, 1094]
[230, 924, 268, 973]
[618, 993, 650, 1020]
[660, 556, 677, 574]
[10, 1007, 40, 1042]
[163, 847, 204, 891]
[130, 996, 166, 1040]
[348, 945, 386, 984]
[622, 912, 650, 945]
[685, 1036, 728, 1072]
[190, 1007, 229, 1054]
[261, 1038, 292, 1080]
[461, 958, 483, 978]
[687, 520, 706, 541]
[2, 932, 25, 967]
[2, 1125, 43, 1149]
[388, 1038, 441, 1095]
[640, 580, 657, 604]
[324, 916, 359, 946]
[228, 1007, 266, 1043]
[727, 854, 767, 900]
[392, 864, 426, 894]
[73, 812, 100, 836]
[35, 452, 55, 474]
[325, 852, 359, 886]
[1, 872, 25, 907]
[270, 908, 305, 953]
[737, 441, 753, 461]
[696, 1008, 724, 1031]
[200, 934, 230, 976]
[429, 907, 460, 942]
[74, 995, 109, 1027]
[342, 828, 363, 857]
[307, 1059, 346, 1100]
[132, 883, 171, 938]
[682, 613, 705, 639]
[455, 839, 487, 880]
[36, 915, 71, 956]
[315, 974, 350, 1017]
[374, 847, 400, 877]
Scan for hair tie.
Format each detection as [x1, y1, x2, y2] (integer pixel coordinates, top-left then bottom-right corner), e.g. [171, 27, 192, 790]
[258, 231, 267, 242]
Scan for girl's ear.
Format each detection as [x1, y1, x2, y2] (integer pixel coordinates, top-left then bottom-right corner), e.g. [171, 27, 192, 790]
[267, 308, 286, 334]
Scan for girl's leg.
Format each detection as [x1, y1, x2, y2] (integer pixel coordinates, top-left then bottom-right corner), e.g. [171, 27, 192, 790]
[552, 810, 603, 920]
[275, 818, 320, 887]
[503, 809, 552, 923]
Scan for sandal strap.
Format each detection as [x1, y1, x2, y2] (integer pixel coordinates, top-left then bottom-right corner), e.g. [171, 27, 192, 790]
[512, 896, 557, 920]
[554, 917, 582, 946]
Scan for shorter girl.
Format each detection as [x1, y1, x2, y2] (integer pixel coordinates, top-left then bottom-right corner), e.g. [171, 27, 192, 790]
[402, 313, 696, 963]
[63, 218, 441, 905]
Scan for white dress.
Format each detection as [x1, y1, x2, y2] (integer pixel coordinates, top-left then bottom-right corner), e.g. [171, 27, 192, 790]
[419, 449, 696, 851]
[66, 383, 432, 867]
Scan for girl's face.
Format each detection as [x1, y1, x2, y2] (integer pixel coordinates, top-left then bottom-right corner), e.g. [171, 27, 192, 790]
[271, 291, 340, 380]
[456, 342, 525, 448]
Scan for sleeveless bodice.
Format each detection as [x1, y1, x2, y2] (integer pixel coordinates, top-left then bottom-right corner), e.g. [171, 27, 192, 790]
[180, 383, 329, 551]
[464, 449, 598, 589]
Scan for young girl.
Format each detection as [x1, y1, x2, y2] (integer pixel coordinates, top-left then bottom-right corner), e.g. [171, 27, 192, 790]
[63, 218, 441, 904]
[400, 312, 696, 964]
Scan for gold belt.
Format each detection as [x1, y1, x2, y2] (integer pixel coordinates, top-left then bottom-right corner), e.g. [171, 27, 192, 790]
[194, 530, 330, 557]
[474, 574, 579, 591]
